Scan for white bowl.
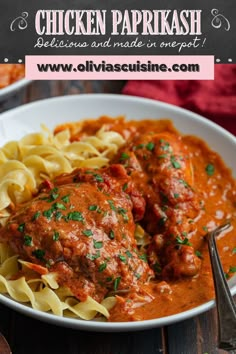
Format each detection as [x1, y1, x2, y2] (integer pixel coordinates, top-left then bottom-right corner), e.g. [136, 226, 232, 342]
[0, 94, 235, 332]
[0, 78, 31, 101]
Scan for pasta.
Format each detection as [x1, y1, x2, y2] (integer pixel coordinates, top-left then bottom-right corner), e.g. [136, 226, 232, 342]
[0, 123, 125, 320]
[0, 243, 114, 319]
[0, 125, 125, 224]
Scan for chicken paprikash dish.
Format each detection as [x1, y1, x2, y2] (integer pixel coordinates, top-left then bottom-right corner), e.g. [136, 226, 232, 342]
[0, 116, 235, 322]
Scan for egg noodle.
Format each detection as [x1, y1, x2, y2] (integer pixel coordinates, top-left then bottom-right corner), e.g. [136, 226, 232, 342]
[0, 123, 125, 320]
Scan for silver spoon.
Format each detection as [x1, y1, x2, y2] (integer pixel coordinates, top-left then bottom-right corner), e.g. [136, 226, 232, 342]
[0, 332, 12, 354]
[206, 221, 236, 350]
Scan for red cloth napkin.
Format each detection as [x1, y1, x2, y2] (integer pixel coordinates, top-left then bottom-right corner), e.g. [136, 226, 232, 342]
[122, 64, 236, 135]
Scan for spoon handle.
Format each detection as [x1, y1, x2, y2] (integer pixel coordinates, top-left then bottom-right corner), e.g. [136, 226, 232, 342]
[207, 223, 236, 350]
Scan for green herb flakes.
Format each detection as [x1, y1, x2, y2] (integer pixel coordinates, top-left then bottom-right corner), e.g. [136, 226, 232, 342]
[65, 211, 84, 222]
[118, 255, 127, 263]
[32, 249, 45, 260]
[171, 156, 181, 169]
[195, 250, 203, 258]
[176, 236, 192, 246]
[120, 152, 130, 161]
[23, 235, 32, 246]
[94, 174, 104, 183]
[86, 251, 100, 261]
[205, 164, 215, 176]
[146, 142, 155, 151]
[53, 231, 60, 241]
[202, 226, 208, 233]
[61, 194, 70, 203]
[122, 183, 128, 191]
[98, 262, 107, 272]
[109, 230, 115, 239]
[88, 205, 97, 211]
[229, 266, 236, 273]
[32, 211, 41, 221]
[17, 223, 25, 233]
[125, 250, 133, 258]
[93, 240, 103, 249]
[43, 209, 54, 220]
[52, 202, 66, 210]
[139, 254, 148, 262]
[114, 276, 121, 291]
[82, 229, 93, 237]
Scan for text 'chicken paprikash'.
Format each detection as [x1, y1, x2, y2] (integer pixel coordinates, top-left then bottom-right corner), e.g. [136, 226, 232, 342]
[0, 117, 235, 321]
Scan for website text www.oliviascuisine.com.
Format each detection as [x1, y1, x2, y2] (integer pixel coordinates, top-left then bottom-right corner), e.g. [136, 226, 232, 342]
[25, 56, 214, 79]
[36, 60, 200, 73]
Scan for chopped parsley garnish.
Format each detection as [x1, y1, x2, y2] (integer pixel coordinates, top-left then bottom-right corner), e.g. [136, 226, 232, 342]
[195, 250, 203, 258]
[53, 231, 60, 241]
[229, 266, 236, 273]
[160, 140, 170, 151]
[61, 194, 70, 203]
[170, 156, 181, 169]
[174, 193, 179, 199]
[176, 236, 192, 246]
[114, 276, 121, 291]
[108, 200, 116, 211]
[32, 211, 41, 221]
[117, 207, 129, 222]
[93, 174, 104, 183]
[232, 248, 236, 255]
[17, 223, 25, 233]
[88, 205, 97, 211]
[139, 254, 148, 262]
[135, 273, 141, 279]
[122, 183, 128, 191]
[98, 262, 107, 272]
[83, 229, 93, 237]
[134, 143, 145, 150]
[146, 142, 155, 151]
[202, 225, 208, 233]
[205, 164, 215, 176]
[65, 211, 84, 222]
[179, 179, 189, 188]
[86, 251, 100, 260]
[55, 211, 63, 220]
[46, 187, 59, 202]
[43, 209, 54, 220]
[158, 154, 168, 159]
[23, 235, 32, 246]
[93, 240, 103, 249]
[52, 202, 66, 210]
[32, 249, 45, 260]
[118, 255, 127, 263]
[106, 276, 113, 282]
[96, 207, 102, 214]
[109, 230, 115, 239]
[125, 250, 133, 258]
[120, 152, 130, 161]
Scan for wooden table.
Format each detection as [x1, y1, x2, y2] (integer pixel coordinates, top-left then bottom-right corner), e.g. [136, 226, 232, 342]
[0, 80, 234, 354]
